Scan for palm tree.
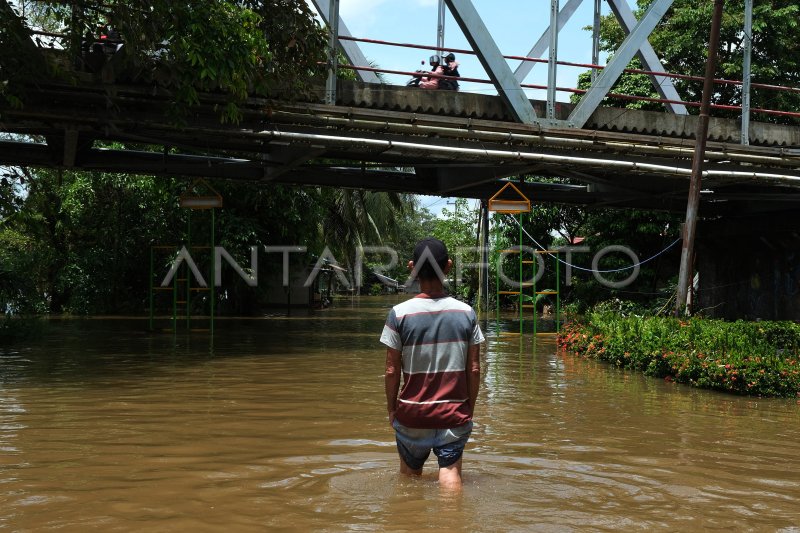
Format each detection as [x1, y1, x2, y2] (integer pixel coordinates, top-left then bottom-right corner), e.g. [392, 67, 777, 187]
[316, 188, 411, 285]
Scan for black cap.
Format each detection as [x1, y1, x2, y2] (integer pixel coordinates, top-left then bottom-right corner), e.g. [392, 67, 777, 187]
[412, 237, 449, 280]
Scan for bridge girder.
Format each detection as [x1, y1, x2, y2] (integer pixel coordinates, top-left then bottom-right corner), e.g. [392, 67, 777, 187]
[444, 0, 537, 124]
[606, 0, 687, 115]
[3, 80, 800, 216]
[569, 0, 676, 128]
[317, 0, 688, 126]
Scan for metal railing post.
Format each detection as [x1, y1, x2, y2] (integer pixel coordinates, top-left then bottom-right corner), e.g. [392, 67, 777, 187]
[741, 0, 753, 145]
[437, 0, 446, 53]
[591, 0, 601, 83]
[547, 0, 560, 120]
[325, 0, 340, 105]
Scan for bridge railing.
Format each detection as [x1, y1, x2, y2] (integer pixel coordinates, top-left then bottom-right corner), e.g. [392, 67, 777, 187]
[20, 10, 800, 124]
[337, 35, 800, 122]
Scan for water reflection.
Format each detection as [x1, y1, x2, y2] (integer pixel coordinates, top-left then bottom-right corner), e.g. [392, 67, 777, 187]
[1, 299, 799, 530]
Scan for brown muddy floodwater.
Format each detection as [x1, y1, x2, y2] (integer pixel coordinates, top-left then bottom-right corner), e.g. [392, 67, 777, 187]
[1, 296, 800, 532]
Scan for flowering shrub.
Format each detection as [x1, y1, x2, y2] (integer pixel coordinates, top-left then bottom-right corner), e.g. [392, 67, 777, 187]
[557, 312, 800, 397]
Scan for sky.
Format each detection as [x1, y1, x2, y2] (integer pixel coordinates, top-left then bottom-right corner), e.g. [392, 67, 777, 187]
[308, 0, 614, 216]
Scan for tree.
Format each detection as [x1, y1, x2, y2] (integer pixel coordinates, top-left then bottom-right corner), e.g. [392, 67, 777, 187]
[562, 208, 681, 313]
[0, 157, 416, 315]
[379, 197, 437, 285]
[487, 174, 682, 313]
[315, 188, 411, 287]
[0, 1, 51, 108]
[432, 198, 481, 300]
[2, 0, 328, 121]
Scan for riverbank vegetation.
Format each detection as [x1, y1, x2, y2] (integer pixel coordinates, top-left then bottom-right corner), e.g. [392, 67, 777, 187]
[558, 305, 800, 398]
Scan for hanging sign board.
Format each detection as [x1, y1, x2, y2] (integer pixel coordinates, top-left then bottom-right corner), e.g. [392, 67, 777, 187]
[488, 182, 531, 213]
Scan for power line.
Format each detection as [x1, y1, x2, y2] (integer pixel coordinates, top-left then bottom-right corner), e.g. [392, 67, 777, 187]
[507, 214, 682, 274]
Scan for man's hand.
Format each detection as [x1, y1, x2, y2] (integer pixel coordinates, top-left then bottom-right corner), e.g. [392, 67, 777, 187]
[385, 348, 402, 426]
[388, 409, 396, 427]
[466, 344, 481, 416]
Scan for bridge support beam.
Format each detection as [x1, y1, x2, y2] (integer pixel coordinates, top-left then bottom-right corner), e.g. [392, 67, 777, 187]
[741, 0, 753, 145]
[513, 0, 582, 84]
[696, 213, 800, 321]
[568, 0, 675, 128]
[515, 0, 685, 118]
[607, 0, 687, 115]
[62, 128, 79, 168]
[444, 0, 537, 124]
[435, 166, 544, 194]
[592, 0, 601, 83]
[261, 145, 326, 181]
[324, 0, 340, 105]
[546, 0, 559, 120]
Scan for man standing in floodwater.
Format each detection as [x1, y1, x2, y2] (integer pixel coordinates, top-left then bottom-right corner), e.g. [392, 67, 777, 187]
[380, 237, 485, 489]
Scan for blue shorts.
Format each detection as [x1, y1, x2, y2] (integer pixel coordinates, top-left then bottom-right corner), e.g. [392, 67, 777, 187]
[392, 419, 473, 470]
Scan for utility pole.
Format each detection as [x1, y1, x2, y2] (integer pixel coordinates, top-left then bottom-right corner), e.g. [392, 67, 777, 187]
[481, 200, 490, 315]
[447, 199, 458, 298]
[674, 0, 725, 315]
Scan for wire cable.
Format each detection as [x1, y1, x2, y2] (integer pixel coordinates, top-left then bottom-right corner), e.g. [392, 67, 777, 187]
[506, 214, 682, 274]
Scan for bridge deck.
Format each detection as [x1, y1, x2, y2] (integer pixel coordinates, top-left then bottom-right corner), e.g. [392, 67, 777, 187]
[3, 79, 800, 215]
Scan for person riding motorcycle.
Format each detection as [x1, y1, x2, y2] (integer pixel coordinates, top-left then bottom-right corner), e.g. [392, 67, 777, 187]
[440, 52, 460, 91]
[418, 54, 445, 89]
[408, 53, 460, 91]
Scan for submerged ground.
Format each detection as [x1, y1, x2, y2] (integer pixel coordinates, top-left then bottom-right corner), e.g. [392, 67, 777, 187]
[1, 296, 799, 531]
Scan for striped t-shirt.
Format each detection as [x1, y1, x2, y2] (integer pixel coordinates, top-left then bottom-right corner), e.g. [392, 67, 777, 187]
[380, 294, 485, 429]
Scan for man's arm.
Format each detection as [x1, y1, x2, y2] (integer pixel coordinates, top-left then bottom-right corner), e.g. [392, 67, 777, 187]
[385, 348, 402, 425]
[465, 344, 481, 414]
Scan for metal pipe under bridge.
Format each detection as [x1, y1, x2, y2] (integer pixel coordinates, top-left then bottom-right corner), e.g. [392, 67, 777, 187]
[3, 78, 800, 217]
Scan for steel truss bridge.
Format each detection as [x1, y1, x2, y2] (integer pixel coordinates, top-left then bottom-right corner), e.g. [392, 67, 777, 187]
[3, 0, 800, 217]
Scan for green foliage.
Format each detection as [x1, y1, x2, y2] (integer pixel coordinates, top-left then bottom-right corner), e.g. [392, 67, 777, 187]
[0, 159, 412, 316]
[520, 291, 557, 312]
[432, 198, 480, 300]
[559, 312, 800, 397]
[379, 196, 437, 284]
[18, 168, 187, 314]
[566, 208, 680, 306]
[3, 1, 327, 122]
[369, 283, 384, 296]
[0, 221, 46, 342]
[316, 188, 410, 284]
[0, 1, 50, 108]
[490, 186, 681, 313]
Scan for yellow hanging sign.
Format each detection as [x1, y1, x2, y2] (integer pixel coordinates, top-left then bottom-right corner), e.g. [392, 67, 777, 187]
[488, 181, 530, 213]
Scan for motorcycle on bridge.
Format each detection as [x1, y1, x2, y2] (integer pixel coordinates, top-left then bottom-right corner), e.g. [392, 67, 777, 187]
[406, 53, 460, 91]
